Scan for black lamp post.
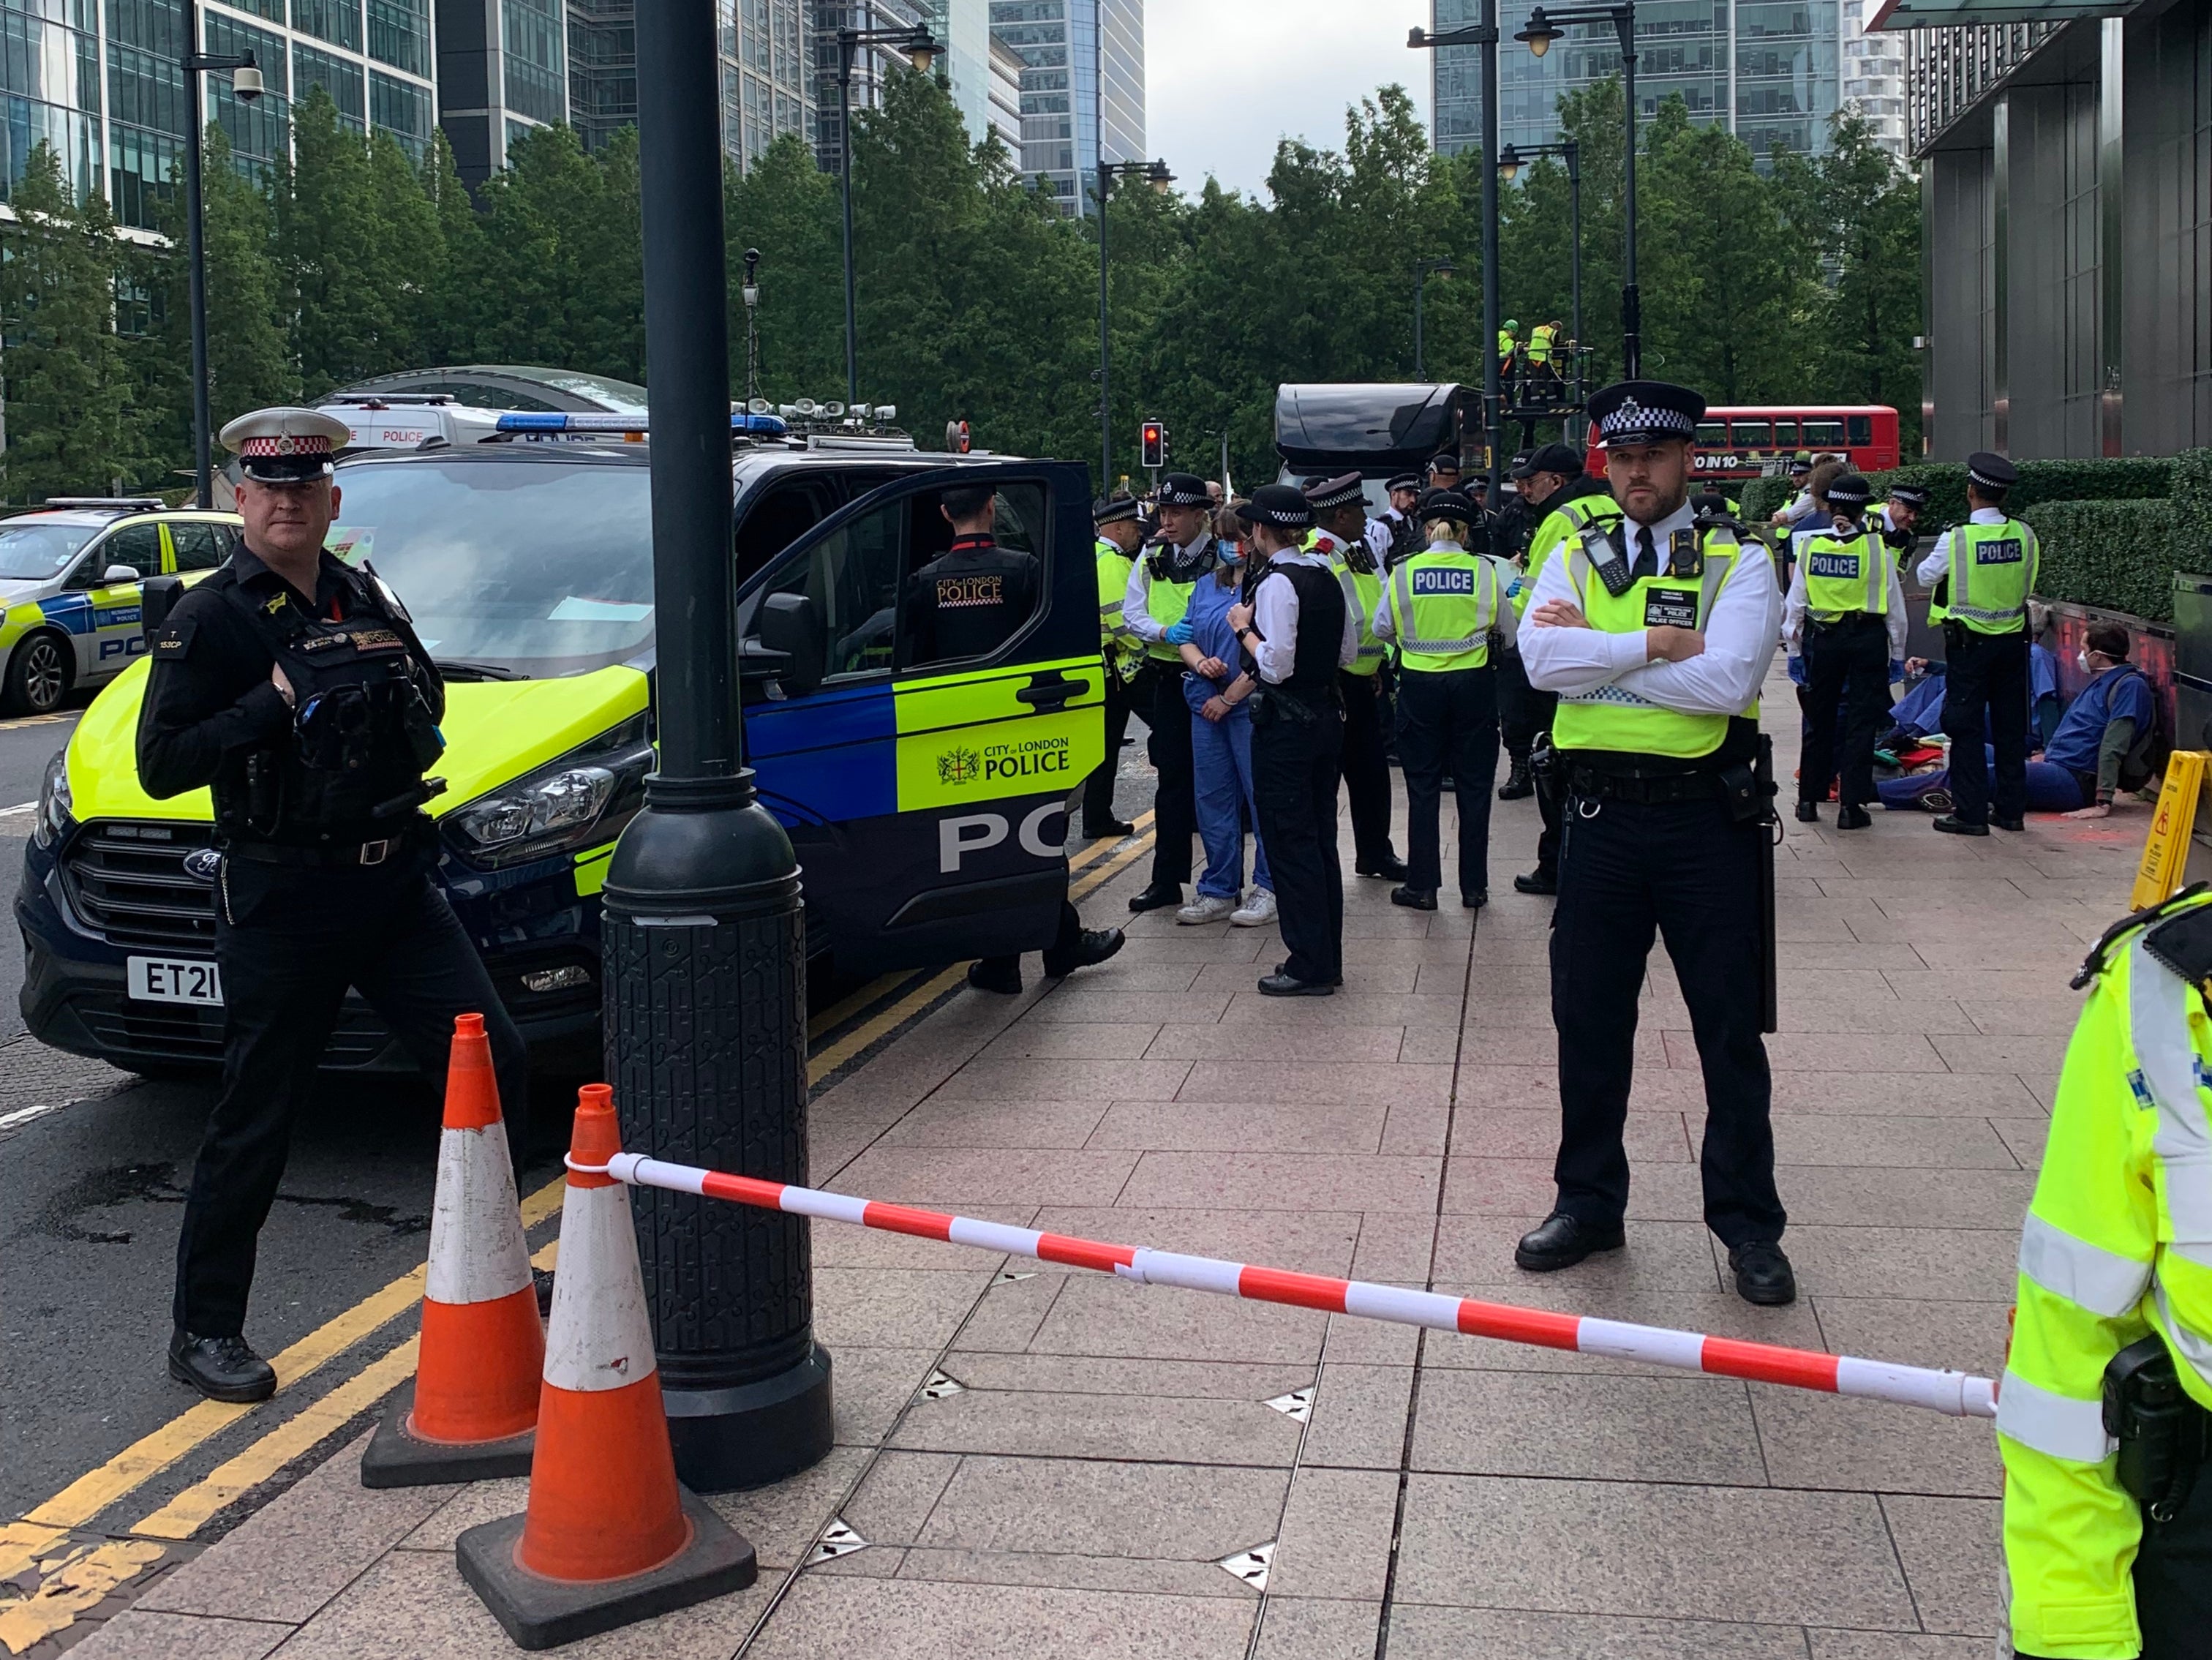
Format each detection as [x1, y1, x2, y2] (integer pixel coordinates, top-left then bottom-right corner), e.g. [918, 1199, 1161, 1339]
[1410, 15, 1504, 500]
[740, 247, 763, 407]
[1497, 139, 1582, 411]
[1412, 258, 1453, 380]
[610, 0, 828, 1490]
[834, 18, 940, 404]
[1093, 157, 1173, 491]
[177, 0, 263, 508]
[1513, 4, 1639, 378]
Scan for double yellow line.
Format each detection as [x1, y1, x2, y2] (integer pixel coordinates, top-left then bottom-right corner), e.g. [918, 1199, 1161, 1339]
[0, 816, 1159, 1634]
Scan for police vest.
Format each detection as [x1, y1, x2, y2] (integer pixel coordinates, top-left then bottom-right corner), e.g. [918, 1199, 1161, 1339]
[1996, 890, 2212, 1659]
[1096, 538, 1141, 680]
[1390, 549, 1502, 673]
[1498, 330, 1518, 361]
[1308, 529, 1387, 677]
[1551, 514, 1761, 762]
[219, 568, 444, 841]
[1140, 540, 1209, 664]
[1799, 528, 1889, 620]
[1527, 324, 1557, 365]
[1517, 488, 1609, 617]
[1944, 518, 2036, 636]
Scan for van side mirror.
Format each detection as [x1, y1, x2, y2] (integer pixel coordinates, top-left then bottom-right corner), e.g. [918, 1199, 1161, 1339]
[757, 592, 827, 699]
[104, 564, 139, 585]
[141, 575, 183, 634]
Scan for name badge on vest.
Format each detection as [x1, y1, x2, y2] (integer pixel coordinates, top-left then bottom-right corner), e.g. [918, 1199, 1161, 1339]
[1669, 528, 1702, 578]
[1643, 585, 1700, 629]
[1808, 549, 1860, 579]
[1975, 537, 2023, 566]
[1410, 567, 1475, 596]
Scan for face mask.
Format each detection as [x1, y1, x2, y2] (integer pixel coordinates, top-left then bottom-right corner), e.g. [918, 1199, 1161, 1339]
[1220, 542, 1244, 565]
[2078, 650, 2097, 674]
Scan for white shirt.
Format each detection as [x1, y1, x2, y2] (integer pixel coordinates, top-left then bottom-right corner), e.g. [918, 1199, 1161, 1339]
[1519, 495, 1782, 718]
[1370, 543, 1521, 653]
[1250, 550, 1360, 685]
[1916, 506, 2010, 590]
[1363, 517, 1394, 566]
[1122, 533, 1210, 644]
[1780, 518, 1909, 658]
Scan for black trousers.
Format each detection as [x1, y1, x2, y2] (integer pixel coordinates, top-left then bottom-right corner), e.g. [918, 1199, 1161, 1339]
[1396, 666, 1500, 898]
[1137, 658, 1195, 887]
[1338, 669, 1396, 868]
[176, 857, 527, 1337]
[1497, 650, 1554, 762]
[977, 899, 1089, 983]
[1252, 704, 1345, 985]
[2135, 1445, 2212, 1658]
[1081, 669, 1134, 833]
[1940, 629, 2031, 826]
[1798, 614, 1891, 809]
[1549, 792, 1784, 1247]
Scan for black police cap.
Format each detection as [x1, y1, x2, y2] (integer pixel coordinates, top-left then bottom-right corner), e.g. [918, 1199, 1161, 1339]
[1513, 441, 1584, 480]
[1156, 473, 1212, 507]
[1885, 484, 1930, 509]
[1303, 472, 1366, 511]
[1241, 484, 1313, 530]
[1093, 494, 1141, 527]
[1415, 487, 1479, 522]
[1385, 473, 1422, 494]
[1428, 451, 1462, 474]
[1825, 473, 1873, 508]
[1587, 380, 1706, 448]
[1967, 451, 2018, 492]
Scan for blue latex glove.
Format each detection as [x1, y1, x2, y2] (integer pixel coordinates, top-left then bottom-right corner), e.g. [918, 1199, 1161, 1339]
[1165, 620, 1196, 645]
[1787, 655, 1807, 687]
[1889, 658, 1906, 685]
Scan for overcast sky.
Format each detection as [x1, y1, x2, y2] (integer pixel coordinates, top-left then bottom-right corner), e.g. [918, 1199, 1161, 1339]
[1146, 1, 1436, 201]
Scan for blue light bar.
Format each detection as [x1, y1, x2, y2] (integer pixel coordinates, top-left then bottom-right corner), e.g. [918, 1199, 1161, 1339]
[495, 412, 573, 432]
[492, 410, 790, 437]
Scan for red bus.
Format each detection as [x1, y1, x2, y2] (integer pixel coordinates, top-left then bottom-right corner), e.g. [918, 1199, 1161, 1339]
[1584, 405, 1901, 480]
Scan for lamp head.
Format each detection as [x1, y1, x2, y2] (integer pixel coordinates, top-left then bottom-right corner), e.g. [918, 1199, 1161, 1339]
[1407, 26, 1429, 45]
[1498, 143, 1521, 180]
[232, 53, 264, 101]
[1515, 7, 1563, 54]
[1147, 161, 1174, 194]
[906, 31, 939, 75]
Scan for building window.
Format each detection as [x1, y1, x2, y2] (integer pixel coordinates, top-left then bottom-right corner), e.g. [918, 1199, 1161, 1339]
[369, 67, 427, 157]
[290, 0, 361, 52]
[203, 12, 289, 175]
[502, 0, 565, 126]
[366, 0, 428, 76]
[293, 40, 364, 127]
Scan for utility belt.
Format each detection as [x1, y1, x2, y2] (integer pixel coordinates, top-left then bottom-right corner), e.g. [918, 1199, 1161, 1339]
[2107, 1335, 2211, 1524]
[1567, 761, 1765, 824]
[1806, 610, 1887, 637]
[1249, 683, 1342, 729]
[220, 814, 435, 871]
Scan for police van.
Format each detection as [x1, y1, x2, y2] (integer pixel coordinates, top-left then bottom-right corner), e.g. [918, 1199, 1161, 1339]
[16, 415, 1106, 1076]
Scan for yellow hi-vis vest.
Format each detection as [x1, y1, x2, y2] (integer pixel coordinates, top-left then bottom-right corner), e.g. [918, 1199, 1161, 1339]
[1550, 518, 1761, 759]
[1498, 328, 1518, 364]
[1390, 548, 1501, 672]
[1307, 528, 1387, 677]
[1096, 538, 1142, 680]
[1139, 557, 1197, 664]
[1527, 323, 1557, 366]
[1944, 517, 2038, 636]
[1998, 889, 2212, 1660]
[1800, 527, 1889, 620]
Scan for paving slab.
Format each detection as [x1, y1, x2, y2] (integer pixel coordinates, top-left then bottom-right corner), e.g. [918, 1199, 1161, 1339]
[747, 1577, 1257, 1658]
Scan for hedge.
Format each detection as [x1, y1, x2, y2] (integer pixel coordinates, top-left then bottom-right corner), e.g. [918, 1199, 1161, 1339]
[1738, 456, 2173, 532]
[2025, 498, 2186, 622]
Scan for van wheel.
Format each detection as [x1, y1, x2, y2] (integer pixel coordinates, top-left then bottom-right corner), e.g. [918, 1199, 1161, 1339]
[5, 633, 71, 716]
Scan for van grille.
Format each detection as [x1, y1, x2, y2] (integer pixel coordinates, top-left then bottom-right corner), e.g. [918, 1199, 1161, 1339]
[60, 822, 218, 952]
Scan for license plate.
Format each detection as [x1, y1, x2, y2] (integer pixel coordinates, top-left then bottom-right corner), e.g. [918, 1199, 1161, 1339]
[127, 956, 224, 1007]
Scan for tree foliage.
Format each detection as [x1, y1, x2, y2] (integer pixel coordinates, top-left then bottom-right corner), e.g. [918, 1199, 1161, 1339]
[1, 74, 1928, 503]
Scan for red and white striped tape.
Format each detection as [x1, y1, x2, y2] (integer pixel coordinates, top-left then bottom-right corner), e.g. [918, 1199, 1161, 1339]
[583, 1153, 1998, 1421]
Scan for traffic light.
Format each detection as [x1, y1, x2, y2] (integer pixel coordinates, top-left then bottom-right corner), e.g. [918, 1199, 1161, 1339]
[1139, 419, 1166, 470]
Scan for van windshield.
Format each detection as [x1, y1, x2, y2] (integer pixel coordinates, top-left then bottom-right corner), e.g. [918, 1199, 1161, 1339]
[328, 457, 655, 679]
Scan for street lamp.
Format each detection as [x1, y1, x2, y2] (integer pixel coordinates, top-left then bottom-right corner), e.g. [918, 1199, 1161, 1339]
[1410, 16, 1505, 498]
[1092, 157, 1173, 490]
[177, 0, 263, 508]
[1496, 139, 1582, 410]
[1514, 3, 1641, 378]
[740, 247, 763, 406]
[834, 18, 941, 402]
[1413, 258, 1453, 380]
[613, 0, 828, 1488]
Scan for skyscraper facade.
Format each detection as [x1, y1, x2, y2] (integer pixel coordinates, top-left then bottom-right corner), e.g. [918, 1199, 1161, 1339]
[987, 0, 1141, 216]
[810, 0, 922, 175]
[1837, 0, 1906, 156]
[1434, 0, 1843, 165]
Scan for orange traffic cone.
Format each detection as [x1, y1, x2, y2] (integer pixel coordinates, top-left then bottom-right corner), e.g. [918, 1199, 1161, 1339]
[363, 1014, 544, 1488]
[456, 1086, 756, 1650]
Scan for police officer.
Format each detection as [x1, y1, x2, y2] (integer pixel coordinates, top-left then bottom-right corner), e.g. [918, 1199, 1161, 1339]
[1304, 473, 1407, 884]
[140, 408, 527, 1402]
[1083, 494, 1144, 839]
[1122, 473, 1218, 912]
[1996, 888, 2212, 1659]
[1872, 481, 1927, 566]
[1371, 487, 1516, 910]
[1227, 484, 1355, 996]
[903, 482, 1125, 994]
[1517, 381, 1794, 1306]
[1428, 451, 1464, 494]
[1916, 451, 2038, 835]
[1783, 473, 1906, 829]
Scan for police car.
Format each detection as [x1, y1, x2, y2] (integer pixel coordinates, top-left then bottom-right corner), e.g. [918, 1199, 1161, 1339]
[0, 500, 243, 716]
[17, 413, 1105, 1076]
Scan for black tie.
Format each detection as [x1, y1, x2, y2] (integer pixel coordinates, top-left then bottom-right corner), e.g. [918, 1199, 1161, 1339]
[1631, 526, 1659, 582]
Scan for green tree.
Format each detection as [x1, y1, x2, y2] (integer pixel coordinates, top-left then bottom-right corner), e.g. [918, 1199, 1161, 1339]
[470, 124, 644, 380]
[1, 144, 144, 501]
[1809, 111, 1922, 451]
[418, 129, 489, 363]
[725, 135, 844, 404]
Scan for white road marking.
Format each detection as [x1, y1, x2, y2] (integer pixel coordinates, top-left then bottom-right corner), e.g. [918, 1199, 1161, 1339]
[0, 801, 38, 817]
[0, 1100, 71, 1133]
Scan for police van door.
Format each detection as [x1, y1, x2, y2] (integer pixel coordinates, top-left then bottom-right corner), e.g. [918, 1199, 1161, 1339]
[76, 519, 163, 685]
[736, 461, 1105, 974]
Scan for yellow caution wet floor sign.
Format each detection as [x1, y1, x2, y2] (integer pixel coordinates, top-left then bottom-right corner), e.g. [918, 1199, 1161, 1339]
[2132, 751, 2209, 911]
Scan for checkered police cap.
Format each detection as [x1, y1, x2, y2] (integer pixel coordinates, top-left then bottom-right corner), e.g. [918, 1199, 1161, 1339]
[1587, 380, 1705, 448]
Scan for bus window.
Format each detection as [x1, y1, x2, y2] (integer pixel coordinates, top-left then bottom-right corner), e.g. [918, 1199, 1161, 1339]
[1847, 415, 1873, 446]
[1696, 420, 1727, 448]
[1801, 417, 1846, 450]
[1729, 419, 1772, 448]
[1772, 419, 1799, 448]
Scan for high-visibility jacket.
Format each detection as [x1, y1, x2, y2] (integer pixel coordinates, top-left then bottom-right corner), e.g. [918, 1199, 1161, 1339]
[1527, 323, 1558, 367]
[1799, 527, 1889, 620]
[1307, 527, 1387, 677]
[1389, 548, 1503, 672]
[1939, 517, 2038, 635]
[1998, 888, 2212, 1660]
[1516, 488, 1608, 617]
[1096, 538, 1142, 680]
[1498, 329, 1519, 365]
[1133, 555, 1198, 664]
[1549, 507, 1762, 759]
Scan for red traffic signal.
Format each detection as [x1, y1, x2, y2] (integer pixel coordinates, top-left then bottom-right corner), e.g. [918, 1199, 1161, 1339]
[1139, 419, 1166, 470]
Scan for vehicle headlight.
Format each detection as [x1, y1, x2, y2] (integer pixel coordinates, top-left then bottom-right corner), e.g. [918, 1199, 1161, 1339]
[33, 748, 72, 848]
[448, 716, 651, 867]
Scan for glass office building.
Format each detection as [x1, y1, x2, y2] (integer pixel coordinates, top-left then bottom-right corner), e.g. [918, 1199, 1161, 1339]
[1434, 0, 1842, 165]
[987, 0, 1141, 216]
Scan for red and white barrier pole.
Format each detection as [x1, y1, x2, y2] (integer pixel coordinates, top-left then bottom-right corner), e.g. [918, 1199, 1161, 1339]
[579, 1153, 1998, 1421]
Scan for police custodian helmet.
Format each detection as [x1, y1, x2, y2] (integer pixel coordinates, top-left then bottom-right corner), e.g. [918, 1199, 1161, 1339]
[219, 407, 353, 483]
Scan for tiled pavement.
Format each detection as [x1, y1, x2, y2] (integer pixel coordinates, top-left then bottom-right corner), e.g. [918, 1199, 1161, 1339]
[73, 665, 2148, 1659]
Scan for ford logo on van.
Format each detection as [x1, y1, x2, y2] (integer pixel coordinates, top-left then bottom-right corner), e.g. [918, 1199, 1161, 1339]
[182, 848, 222, 884]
